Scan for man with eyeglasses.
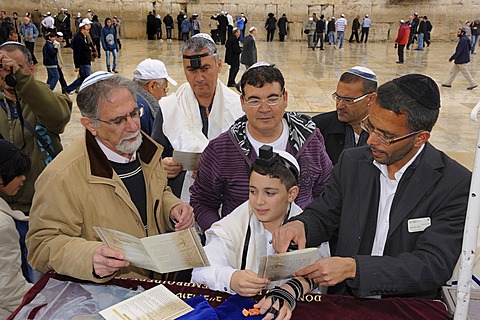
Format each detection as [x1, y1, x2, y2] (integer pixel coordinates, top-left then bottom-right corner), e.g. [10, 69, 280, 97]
[190, 62, 333, 232]
[132, 58, 177, 135]
[313, 66, 377, 164]
[272, 74, 471, 299]
[151, 34, 243, 202]
[27, 72, 194, 282]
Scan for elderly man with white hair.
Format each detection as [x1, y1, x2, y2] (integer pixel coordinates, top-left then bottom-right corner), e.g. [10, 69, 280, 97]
[27, 72, 193, 282]
[133, 58, 177, 135]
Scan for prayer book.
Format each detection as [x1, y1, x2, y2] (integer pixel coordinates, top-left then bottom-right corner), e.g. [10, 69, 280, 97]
[93, 226, 210, 274]
[99, 284, 193, 320]
[172, 150, 202, 171]
[257, 247, 325, 281]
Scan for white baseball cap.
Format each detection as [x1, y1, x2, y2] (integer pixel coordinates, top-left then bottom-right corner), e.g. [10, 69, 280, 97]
[79, 18, 92, 28]
[133, 58, 177, 86]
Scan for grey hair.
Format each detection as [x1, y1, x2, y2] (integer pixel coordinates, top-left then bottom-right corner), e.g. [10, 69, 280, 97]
[77, 75, 138, 126]
[339, 72, 377, 94]
[182, 36, 219, 62]
[0, 42, 33, 66]
[133, 78, 165, 88]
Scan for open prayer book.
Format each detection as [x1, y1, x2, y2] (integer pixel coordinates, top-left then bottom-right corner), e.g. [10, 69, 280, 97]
[99, 284, 193, 320]
[257, 247, 326, 281]
[172, 150, 202, 171]
[93, 226, 210, 274]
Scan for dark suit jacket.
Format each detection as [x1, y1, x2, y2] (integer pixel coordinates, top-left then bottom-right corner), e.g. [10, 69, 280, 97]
[313, 111, 348, 164]
[240, 34, 257, 67]
[225, 36, 241, 66]
[293, 143, 471, 298]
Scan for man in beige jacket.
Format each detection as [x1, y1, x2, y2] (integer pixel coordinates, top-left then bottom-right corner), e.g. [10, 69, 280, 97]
[27, 73, 194, 283]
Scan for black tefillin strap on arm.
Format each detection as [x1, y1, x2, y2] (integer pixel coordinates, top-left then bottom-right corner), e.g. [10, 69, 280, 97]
[182, 50, 217, 70]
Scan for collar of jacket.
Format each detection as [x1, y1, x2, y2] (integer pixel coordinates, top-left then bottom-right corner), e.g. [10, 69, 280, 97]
[85, 130, 158, 178]
[230, 111, 316, 157]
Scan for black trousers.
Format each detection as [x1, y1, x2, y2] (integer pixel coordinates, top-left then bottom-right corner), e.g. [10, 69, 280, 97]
[219, 28, 227, 44]
[92, 38, 101, 57]
[398, 44, 406, 62]
[227, 64, 239, 86]
[267, 29, 275, 42]
[58, 66, 68, 88]
[349, 29, 359, 43]
[24, 41, 38, 64]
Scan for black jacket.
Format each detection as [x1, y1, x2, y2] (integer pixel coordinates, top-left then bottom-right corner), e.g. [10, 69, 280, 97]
[293, 143, 470, 298]
[164, 15, 174, 28]
[72, 32, 91, 68]
[315, 19, 326, 33]
[225, 36, 241, 66]
[313, 111, 369, 164]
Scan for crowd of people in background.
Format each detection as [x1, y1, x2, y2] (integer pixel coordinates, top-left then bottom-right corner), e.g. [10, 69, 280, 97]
[0, 8, 477, 96]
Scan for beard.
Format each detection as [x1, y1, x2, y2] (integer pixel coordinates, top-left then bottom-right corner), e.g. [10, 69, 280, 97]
[371, 138, 415, 166]
[116, 131, 142, 155]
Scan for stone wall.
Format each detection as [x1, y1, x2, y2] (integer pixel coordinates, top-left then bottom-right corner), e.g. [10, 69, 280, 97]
[4, 0, 479, 41]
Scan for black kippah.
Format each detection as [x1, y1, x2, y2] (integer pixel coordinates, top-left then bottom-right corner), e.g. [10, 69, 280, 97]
[392, 74, 441, 110]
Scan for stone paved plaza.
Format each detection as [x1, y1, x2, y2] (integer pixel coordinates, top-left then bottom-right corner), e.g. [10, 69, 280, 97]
[30, 37, 480, 170]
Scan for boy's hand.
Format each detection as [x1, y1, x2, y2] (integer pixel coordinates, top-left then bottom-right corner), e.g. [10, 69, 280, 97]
[230, 270, 269, 296]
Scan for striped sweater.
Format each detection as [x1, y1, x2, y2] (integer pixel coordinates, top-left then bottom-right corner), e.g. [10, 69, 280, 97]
[190, 112, 333, 231]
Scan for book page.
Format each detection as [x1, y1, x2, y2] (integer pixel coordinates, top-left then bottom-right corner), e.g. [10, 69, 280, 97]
[172, 150, 202, 171]
[141, 228, 210, 273]
[99, 284, 193, 320]
[93, 226, 157, 271]
[258, 247, 322, 281]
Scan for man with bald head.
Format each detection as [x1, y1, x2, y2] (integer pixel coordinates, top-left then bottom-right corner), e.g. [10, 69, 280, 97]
[151, 34, 243, 201]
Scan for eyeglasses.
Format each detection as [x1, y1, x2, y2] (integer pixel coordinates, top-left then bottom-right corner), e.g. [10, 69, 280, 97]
[243, 92, 284, 108]
[96, 106, 144, 126]
[156, 81, 169, 93]
[332, 92, 372, 105]
[360, 115, 424, 146]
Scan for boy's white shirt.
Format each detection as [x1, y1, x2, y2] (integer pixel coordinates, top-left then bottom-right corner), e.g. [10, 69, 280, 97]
[192, 200, 330, 294]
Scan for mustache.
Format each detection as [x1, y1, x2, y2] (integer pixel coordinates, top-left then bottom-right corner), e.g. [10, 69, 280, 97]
[120, 131, 141, 142]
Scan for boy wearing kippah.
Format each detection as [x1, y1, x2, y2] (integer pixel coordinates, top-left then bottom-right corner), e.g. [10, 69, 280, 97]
[192, 145, 329, 319]
[0, 140, 33, 318]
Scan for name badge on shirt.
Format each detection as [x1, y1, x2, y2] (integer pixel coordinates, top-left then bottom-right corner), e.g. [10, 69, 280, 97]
[408, 217, 431, 233]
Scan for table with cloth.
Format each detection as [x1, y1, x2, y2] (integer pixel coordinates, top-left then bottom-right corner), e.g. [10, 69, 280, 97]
[8, 272, 450, 320]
